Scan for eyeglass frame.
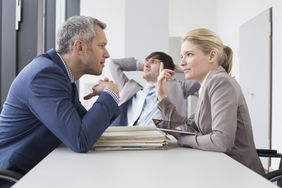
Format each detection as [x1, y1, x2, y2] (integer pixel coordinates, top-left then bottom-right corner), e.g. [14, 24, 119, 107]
[145, 58, 162, 65]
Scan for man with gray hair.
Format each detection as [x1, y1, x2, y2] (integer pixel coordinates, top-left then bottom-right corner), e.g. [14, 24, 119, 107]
[0, 16, 120, 181]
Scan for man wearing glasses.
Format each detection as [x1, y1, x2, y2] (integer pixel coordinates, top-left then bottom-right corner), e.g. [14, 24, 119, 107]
[109, 51, 200, 126]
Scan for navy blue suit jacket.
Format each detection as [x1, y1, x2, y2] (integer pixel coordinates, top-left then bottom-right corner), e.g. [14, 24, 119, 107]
[0, 49, 120, 174]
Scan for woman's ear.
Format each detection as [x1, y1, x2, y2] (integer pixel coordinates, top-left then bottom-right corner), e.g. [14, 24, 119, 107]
[209, 50, 217, 63]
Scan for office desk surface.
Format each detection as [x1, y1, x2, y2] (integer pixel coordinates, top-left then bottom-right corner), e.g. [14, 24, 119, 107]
[13, 145, 277, 188]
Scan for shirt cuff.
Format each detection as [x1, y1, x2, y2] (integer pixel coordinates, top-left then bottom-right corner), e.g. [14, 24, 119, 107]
[103, 88, 119, 104]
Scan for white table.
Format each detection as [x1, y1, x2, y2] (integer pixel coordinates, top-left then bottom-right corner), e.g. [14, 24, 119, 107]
[13, 145, 277, 188]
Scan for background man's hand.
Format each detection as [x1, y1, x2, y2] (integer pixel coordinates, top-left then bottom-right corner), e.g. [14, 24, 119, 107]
[157, 63, 174, 102]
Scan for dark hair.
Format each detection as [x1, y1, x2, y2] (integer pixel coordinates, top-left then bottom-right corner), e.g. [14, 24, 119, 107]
[145, 51, 175, 70]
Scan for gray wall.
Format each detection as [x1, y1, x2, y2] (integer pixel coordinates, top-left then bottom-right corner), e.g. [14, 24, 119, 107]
[124, 0, 169, 87]
[0, 0, 80, 108]
[0, 0, 17, 107]
[17, 0, 39, 73]
[45, 0, 56, 50]
[0, 1, 2, 102]
[125, 0, 169, 60]
[66, 0, 80, 19]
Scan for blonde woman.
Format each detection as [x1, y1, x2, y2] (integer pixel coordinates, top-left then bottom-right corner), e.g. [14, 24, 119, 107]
[157, 28, 264, 175]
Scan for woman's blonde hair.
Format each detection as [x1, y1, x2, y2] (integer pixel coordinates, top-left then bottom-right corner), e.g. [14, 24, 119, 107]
[183, 28, 233, 74]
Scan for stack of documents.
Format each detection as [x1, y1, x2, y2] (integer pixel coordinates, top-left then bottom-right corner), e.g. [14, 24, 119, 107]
[93, 126, 169, 151]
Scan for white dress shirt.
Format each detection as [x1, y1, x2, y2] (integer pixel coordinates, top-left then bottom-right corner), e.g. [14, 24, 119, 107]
[127, 83, 162, 126]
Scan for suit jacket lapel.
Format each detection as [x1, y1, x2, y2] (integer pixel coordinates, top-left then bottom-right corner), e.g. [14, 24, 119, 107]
[46, 48, 69, 79]
[119, 80, 143, 105]
[44, 49, 76, 101]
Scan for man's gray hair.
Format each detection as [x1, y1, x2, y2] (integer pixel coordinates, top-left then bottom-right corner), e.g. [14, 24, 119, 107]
[56, 16, 106, 54]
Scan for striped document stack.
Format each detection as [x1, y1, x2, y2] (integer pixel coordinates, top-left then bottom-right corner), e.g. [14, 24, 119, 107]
[93, 126, 169, 151]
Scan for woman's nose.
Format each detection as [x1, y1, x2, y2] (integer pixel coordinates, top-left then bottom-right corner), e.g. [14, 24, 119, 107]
[180, 57, 186, 66]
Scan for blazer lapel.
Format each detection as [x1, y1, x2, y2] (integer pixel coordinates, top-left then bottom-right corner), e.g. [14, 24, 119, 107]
[194, 66, 226, 132]
[119, 80, 142, 105]
[194, 71, 213, 132]
[194, 92, 204, 132]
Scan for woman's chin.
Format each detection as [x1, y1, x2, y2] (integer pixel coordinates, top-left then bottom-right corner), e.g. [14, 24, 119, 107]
[185, 74, 192, 80]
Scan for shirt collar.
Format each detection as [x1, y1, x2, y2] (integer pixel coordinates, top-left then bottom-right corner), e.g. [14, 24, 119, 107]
[144, 83, 157, 90]
[57, 52, 75, 83]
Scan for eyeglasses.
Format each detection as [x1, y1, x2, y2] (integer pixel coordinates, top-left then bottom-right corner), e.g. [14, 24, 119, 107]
[145, 58, 162, 65]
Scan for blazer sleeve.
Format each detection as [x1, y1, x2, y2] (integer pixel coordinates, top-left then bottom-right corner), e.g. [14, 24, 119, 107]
[177, 79, 200, 98]
[109, 57, 138, 90]
[28, 67, 120, 153]
[158, 97, 198, 131]
[178, 76, 238, 152]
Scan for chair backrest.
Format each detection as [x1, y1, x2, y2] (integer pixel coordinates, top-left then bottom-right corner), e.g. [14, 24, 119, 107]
[257, 149, 282, 187]
[0, 169, 23, 187]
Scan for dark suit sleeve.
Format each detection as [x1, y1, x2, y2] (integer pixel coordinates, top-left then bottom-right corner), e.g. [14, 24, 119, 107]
[72, 84, 87, 117]
[28, 67, 120, 153]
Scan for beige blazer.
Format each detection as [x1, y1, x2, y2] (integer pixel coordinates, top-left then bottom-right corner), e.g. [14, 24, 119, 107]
[158, 66, 264, 175]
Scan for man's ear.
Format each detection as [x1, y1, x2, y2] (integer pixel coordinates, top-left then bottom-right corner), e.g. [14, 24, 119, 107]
[73, 40, 85, 54]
